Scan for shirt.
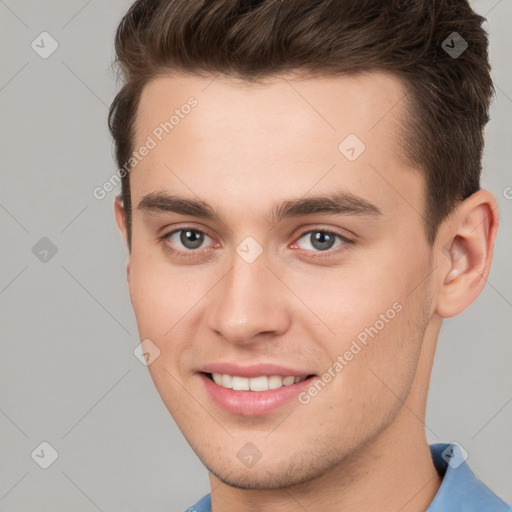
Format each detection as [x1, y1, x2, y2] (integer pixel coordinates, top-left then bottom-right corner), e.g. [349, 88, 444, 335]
[185, 442, 511, 511]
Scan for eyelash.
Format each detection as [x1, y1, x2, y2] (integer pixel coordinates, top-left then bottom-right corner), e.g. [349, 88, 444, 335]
[158, 226, 352, 260]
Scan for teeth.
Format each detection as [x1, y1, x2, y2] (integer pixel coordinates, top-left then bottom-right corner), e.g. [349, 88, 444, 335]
[232, 376, 250, 391]
[221, 374, 233, 389]
[249, 376, 268, 391]
[268, 375, 284, 389]
[283, 376, 295, 386]
[210, 373, 307, 391]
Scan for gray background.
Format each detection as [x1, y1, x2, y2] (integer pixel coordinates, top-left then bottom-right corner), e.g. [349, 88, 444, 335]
[0, 1, 510, 511]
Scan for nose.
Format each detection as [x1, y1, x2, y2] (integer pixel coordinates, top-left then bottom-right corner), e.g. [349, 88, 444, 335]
[206, 251, 291, 346]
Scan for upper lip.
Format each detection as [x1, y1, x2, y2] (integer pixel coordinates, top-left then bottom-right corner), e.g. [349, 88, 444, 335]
[200, 363, 314, 378]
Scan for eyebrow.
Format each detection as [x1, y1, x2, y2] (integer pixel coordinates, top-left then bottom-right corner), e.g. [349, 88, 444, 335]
[137, 190, 382, 225]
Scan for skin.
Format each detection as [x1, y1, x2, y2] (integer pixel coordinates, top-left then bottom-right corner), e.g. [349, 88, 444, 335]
[114, 70, 499, 512]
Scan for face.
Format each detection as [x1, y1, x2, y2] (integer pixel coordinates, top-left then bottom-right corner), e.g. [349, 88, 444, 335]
[117, 71, 438, 489]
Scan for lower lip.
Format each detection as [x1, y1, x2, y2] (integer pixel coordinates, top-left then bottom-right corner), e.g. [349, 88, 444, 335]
[200, 373, 315, 416]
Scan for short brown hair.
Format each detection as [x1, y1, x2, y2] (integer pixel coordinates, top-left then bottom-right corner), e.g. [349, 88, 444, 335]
[108, 0, 493, 251]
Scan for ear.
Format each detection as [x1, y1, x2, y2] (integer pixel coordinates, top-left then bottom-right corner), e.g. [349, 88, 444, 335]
[114, 195, 131, 283]
[435, 189, 499, 318]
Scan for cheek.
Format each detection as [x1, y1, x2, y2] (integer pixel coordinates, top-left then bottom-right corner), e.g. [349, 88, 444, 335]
[314, 302, 425, 441]
[128, 252, 215, 370]
[285, 261, 405, 345]
[290, 252, 428, 399]
[128, 250, 188, 333]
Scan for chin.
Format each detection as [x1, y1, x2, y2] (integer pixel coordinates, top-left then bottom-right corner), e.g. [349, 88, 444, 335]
[200, 450, 341, 491]
[208, 466, 311, 490]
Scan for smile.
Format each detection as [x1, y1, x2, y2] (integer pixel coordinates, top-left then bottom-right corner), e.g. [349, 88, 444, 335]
[208, 373, 309, 391]
[200, 369, 316, 416]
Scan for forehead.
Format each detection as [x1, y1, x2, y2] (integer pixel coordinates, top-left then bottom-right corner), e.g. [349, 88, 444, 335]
[134, 70, 408, 149]
[129, 71, 421, 227]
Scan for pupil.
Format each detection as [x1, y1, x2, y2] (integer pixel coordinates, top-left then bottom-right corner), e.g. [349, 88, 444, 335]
[181, 230, 204, 249]
[312, 231, 334, 251]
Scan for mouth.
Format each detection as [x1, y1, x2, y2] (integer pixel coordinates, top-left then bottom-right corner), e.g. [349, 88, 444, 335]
[199, 370, 317, 416]
[203, 372, 314, 391]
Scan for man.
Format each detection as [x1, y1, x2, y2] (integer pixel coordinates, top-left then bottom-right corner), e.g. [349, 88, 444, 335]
[108, 1, 510, 510]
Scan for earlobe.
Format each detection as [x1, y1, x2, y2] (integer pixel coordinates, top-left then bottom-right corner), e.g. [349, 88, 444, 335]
[435, 190, 499, 318]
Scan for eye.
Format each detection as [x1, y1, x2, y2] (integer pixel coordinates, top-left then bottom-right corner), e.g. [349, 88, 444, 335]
[162, 228, 213, 253]
[292, 229, 349, 256]
[159, 226, 351, 260]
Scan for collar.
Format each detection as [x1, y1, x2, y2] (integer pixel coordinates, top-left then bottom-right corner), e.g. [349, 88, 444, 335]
[426, 442, 511, 511]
